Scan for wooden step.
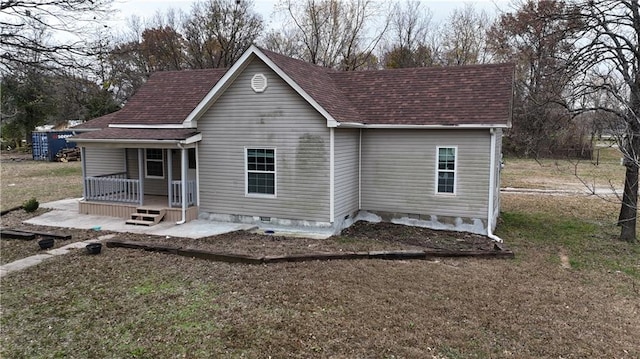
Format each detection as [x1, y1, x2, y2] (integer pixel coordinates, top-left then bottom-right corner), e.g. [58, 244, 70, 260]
[125, 219, 157, 226]
[125, 207, 166, 226]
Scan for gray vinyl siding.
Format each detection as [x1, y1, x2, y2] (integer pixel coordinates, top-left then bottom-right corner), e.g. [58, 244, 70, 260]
[198, 57, 330, 222]
[126, 148, 181, 196]
[84, 148, 125, 177]
[334, 129, 360, 219]
[361, 129, 491, 220]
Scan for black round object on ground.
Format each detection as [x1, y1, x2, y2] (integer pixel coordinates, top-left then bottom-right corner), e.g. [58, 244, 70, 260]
[86, 243, 102, 255]
[38, 237, 55, 250]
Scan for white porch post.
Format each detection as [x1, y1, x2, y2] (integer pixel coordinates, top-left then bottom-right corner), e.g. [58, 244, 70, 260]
[138, 148, 144, 206]
[180, 147, 187, 222]
[80, 147, 87, 199]
[167, 149, 173, 207]
[195, 143, 200, 206]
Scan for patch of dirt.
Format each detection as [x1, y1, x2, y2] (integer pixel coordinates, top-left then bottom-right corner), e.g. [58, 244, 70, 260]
[2, 208, 501, 265]
[107, 221, 499, 258]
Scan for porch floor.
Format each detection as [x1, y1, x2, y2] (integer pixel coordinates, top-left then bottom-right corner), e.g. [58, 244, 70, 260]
[79, 195, 198, 222]
[26, 198, 254, 239]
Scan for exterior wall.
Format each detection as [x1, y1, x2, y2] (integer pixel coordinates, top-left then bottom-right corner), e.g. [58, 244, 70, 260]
[125, 148, 185, 196]
[334, 128, 360, 220]
[84, 148, 125, 177]
[360, 129, 491, 233]
[197, 57, 331, 223]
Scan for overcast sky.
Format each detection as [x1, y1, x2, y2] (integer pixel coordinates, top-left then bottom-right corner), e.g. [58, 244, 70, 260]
[109, 0, 510, 30]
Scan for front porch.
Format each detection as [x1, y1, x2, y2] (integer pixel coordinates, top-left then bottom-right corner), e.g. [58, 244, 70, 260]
[76, 144, 200, 224]
[79, 195, 199, 223]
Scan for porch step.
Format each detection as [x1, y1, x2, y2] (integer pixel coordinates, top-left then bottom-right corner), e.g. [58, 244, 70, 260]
[125, 208, 166, 226]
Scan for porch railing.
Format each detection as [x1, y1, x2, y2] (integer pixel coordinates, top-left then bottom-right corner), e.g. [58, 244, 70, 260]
[85, 172, 140, 203]
[171, 180, 196, 207]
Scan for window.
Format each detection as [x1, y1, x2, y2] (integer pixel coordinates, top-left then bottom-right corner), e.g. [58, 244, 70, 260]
[246, 148, 276, 196]
[436, 147, 456, 194]
[145, 149, 164, 178]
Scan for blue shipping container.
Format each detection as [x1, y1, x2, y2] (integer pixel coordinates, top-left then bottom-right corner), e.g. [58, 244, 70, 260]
[32, 131, 77, 161]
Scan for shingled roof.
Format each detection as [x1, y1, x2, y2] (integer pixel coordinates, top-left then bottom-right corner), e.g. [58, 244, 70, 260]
[72, 128, 200, 142]
[72, 111, 120, 130]
[75, 46, 513, 133]
[108, 68, 226, 125]
[260, 48, 513, 126]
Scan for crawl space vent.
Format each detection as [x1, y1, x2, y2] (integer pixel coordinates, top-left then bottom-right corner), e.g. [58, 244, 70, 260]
[251, 73, 268, 93]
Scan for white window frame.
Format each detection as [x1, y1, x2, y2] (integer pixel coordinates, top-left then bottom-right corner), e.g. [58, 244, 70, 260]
[435, 146, 457, 195]
[245, 147, 277, 198]
[145, 148, 165, 179]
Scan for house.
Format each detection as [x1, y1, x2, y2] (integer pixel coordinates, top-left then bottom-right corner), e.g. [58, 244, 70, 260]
[71, 45, 513, 238]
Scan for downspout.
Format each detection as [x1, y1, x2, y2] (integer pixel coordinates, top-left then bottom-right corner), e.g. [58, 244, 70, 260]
[358, 128, 362, 209]
[487, 128, 504, 243]
[176, 143, 187, 225]
[329, 128, 335, 223]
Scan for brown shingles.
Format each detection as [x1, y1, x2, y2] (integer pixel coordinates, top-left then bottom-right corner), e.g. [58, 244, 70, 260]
[108, 68, 227, 125]
[71, 111, 120, 130]
[261, 48, 514, 126]
[78, 49, 513, 133]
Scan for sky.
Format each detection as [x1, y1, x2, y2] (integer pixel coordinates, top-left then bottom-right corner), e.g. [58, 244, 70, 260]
[108, 0, 511, 30]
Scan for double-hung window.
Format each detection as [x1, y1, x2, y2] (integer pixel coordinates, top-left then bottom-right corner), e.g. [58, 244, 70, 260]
[145, 149, 164, 178]
[436, 147, 456, 194]
[246, 148, 276, 196]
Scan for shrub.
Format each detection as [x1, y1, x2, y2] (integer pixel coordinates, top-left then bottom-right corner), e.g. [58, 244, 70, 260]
[22, 197, 39, 213]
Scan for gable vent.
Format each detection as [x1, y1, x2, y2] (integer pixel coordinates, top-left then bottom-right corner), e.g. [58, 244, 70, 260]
[251, 73, 268, 93]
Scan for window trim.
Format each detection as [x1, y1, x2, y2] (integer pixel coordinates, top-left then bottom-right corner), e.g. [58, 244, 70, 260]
[435, 146, 457, 195]
[145, 148, 165, 179]
[244, 147, 277, 198]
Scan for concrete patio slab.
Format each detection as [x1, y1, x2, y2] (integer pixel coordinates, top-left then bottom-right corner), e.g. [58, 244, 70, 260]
[25, 199, 259, 239]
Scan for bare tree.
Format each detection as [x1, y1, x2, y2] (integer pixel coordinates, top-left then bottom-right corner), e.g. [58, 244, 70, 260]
[562, 0, 640, 242]
[440, 3, 491, 65]
[487, 0, 583, 157]
[0, 0, 113, 71]
[381, 0, 437, 68]
[274, 0, 388, 70]
[182, 0, 263, 69]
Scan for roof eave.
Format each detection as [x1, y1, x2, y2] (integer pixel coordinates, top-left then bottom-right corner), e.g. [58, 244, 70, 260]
[71, 133, 202, 147]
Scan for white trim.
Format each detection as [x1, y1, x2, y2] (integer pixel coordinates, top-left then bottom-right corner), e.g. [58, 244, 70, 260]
[435, 146, 458, 195]
[183, 45, 340, 129]
[108, 124, 188, 129]
[338, 123, 511, 129]
[144, 148, 165, 179]
[329, 128, 335, 222]
[244, 147, 277, 198]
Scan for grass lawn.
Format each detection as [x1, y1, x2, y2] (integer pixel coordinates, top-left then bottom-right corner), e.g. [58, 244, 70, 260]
[0, 159, 82, 211]
[501, 146, 624, 191]
[1, 153, 639, 358]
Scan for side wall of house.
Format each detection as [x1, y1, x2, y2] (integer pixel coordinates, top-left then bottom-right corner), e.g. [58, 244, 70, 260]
[360, 129, 491, 234]
[334, 129, 360, 221]
[84, 148, 125, 177]
[197, 57, 331, 224]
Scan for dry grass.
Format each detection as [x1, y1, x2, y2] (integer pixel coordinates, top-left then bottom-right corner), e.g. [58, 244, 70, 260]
[0, 157, 82, 211]
[501, 147, 624, 191]
[1, 151, 640, 358]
